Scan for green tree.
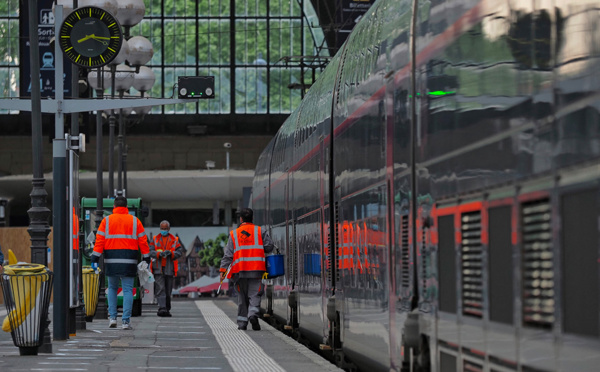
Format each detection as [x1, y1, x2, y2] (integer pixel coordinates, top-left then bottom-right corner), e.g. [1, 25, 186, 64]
[199, 233, 228, 269]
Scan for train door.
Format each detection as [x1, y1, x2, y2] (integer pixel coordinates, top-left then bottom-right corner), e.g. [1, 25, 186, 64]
[387, 41, 434, 371]
[317, 138, 328, 341]
[286, 171, 300, 329]
[320, 133, 337, 347]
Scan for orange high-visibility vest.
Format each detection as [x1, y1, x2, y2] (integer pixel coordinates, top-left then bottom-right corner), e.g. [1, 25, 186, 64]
[152, 234, 180, 271]
[94, 207, 149, 255]
[92, 206, 150, 277]
[227, 223, 266, 278]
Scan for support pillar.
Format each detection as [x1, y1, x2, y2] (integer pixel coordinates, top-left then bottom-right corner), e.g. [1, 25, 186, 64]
[27, 0, 52, 353]
[94, 82, 108, 320]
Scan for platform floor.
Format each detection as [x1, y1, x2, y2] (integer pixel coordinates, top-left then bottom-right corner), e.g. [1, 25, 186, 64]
[0, 298, 342, 372]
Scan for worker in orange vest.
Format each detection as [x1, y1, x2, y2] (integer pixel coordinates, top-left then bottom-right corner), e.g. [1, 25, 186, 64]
[149, 220, 184, 317]
[220, 208, 274, 331]
[91, 196, 151, 330]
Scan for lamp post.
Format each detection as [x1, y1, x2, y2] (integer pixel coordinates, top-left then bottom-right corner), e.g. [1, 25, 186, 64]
[27, 0, 53, 353]
[87, 66, 112, 319]
[224, 142, 232, 170]
[113, 65, 135, 195]
[69, 0, 85, 334]
[121, 36, 153, 193]
[107, 40, 130, 197]
[115, 0, 149, 195]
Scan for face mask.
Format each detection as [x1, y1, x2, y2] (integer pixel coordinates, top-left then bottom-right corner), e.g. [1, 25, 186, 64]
[160, 230, 169, 236]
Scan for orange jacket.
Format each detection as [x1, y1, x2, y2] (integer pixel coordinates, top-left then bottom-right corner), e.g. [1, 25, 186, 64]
[150, 234, 183, 276]
[224, 223, 266, 278]
[92, 206, 150, 277]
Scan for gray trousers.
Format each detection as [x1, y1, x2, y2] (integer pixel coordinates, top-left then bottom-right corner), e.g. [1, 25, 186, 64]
[154, 274, 173, 312]
[234, 278, 264, 326]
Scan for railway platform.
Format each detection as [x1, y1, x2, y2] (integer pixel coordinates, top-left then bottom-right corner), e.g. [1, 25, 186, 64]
[0, 297, 342, 372]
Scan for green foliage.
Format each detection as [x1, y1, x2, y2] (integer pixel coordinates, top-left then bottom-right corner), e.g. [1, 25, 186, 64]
[0, 1, 19, 17]
[199, 233, 229, 269]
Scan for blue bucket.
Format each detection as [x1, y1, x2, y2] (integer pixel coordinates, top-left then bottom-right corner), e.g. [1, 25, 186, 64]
[265, 254, 285, 278]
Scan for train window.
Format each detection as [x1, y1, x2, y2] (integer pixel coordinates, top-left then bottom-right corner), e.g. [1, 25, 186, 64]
[488, 206, 514, 325]
[461, 211, 483, 318]
[438, 215, 457, 314]
[440, 352, 457, 372]
[521, 198, 554, 329]
[561, 189, 599, 337]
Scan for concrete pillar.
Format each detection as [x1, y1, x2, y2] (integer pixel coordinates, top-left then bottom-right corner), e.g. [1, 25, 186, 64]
[224, 201, 232, 227]
[212, 201, 219, 225]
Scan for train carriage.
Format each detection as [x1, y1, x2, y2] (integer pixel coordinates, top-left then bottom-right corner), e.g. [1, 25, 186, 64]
[252, 0, 600, 371]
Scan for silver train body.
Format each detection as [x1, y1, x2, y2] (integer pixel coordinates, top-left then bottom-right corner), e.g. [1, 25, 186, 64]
[251, 0, 600, 371]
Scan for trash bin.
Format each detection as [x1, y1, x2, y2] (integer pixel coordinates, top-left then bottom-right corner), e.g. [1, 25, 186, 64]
[82, 266, 100, 322]
[0, 263, 53, 356]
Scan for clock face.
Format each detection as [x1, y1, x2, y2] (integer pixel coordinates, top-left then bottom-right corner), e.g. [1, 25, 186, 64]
[59, 6, 123, 68]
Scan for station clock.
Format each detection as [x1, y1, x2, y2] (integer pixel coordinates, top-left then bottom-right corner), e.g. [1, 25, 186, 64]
[58, 6, 123, 68]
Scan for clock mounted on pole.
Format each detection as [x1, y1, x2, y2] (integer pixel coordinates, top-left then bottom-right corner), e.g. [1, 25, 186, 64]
[58, 5, 124, 322]
[59, 6, 123, 68]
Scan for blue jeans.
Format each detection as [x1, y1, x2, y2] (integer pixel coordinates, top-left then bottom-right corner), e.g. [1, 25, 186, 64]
[107, 276, 134, 323]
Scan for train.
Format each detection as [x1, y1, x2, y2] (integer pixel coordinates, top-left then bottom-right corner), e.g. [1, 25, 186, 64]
[250, 0, 600, 371]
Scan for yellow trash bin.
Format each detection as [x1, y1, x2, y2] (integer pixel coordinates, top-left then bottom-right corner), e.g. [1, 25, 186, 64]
[0, 263, 53, 356]
[82, 266, 101, 321]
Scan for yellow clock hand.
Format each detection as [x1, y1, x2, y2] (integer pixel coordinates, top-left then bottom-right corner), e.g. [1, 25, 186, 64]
[91, 36, 109, 45]
[77, 34, 94, 43]
[90, 36, 109, 46]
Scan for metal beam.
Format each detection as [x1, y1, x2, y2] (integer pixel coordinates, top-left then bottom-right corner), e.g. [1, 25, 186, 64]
[0, 98, 198, 114]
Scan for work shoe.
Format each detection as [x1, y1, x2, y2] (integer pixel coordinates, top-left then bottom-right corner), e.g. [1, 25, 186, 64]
[250, 317, 261, 331]
[165, 311, 172, 317]
[157, 310, 168, 317]
[109, 318, 117, 328]
[122, 322, 132, 330]
[238, 324, 247, 330]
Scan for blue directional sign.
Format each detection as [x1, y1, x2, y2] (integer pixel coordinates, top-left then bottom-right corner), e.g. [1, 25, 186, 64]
[20, 0, 71, 97]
